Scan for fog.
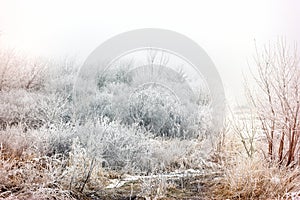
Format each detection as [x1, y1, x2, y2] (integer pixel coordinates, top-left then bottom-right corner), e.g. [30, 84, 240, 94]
[0, 0, 299, 104]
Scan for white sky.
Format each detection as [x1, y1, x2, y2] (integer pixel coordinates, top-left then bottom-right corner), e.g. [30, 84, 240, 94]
[0, 0, 299, 105]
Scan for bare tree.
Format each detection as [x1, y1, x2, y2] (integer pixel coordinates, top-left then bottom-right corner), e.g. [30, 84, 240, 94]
[247, 39, 300, 167]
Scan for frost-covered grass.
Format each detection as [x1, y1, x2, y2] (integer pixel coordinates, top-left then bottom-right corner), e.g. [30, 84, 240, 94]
[208, 132, 300, 199]
[1, 115, 300, 199]
[0, 126, 86, 199]
[0, 122, 208, 199]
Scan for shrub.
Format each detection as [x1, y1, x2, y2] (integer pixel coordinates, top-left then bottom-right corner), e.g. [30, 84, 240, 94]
[75, 120, 153, 174]
[0, 49, 46, 91]
[0, 125, 107, 199]
[0, 89, 73, 130]
[85, 78, 211, 138]
[208, 122, 300, 199]
[246, 39, 300, 166]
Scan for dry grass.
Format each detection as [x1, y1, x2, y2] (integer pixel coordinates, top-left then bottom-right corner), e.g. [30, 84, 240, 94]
[2, 123, 300, 199]
[1, 122, 300, 200]
[210, 156, 300, 199]
[0, 143, 74, 199]
[207, 130, 300, 200]
[0, 126, 107, 200]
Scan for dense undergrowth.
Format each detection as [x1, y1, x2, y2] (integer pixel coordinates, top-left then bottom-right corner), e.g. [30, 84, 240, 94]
[0, 44, 300, 199]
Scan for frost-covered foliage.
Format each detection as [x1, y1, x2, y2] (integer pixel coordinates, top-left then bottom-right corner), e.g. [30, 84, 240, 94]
[0, 45, 212, 139]
[247, 40, 300, 166]
[61, 137, 105, 193]
[0, 121, 205, 198]
[44, 119, 202, 174]
[0, 89, 73, 130]
[44, 58, 78, 97]
[75, 120, 153, 173]
[0, 55, 76, 130]
[128, 87, 185, 136]
[0, 44, 219, 198]
[0, 49, 47, 91]
[0, 126, 95, 199]
[78, 68, 213, 138]
[1, 40, 300, 199]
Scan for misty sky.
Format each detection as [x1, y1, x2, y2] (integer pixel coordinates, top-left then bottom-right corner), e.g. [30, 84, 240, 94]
[0, 0, 299, 105]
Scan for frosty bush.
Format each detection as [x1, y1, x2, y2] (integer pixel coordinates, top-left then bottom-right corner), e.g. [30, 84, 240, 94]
[247, 40, 300, 166]
[0, 47, 76, 130]
[87, 71, 212, 138]
[0, 49, 47, 91]
[62, 137, 105, 193]
[43, 58, 78, 98]
[0, 89, 73, 130]
[128, 86, 182, 135]
[75, 119, 153, 173]
[0, 126, 108, 199]
[0, 89, 44, 130]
